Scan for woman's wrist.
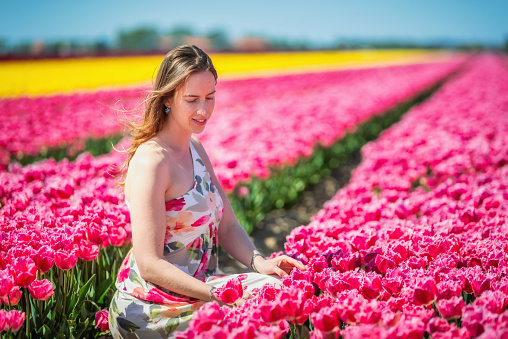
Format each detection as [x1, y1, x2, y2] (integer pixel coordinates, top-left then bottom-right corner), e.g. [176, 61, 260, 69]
[209, 286, 217, 302]
[250, 253, 267, 273]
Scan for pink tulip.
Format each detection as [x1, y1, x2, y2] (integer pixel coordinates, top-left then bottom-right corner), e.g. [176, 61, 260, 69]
[360, 273, 382, 300]
[426, 317, 451, 334]
[2, 310, 25, 332]
[259, 300, 285, 324]
[33, 245, 54, 273]
[10, 257, 37, 287]
[375, 254, 396, 274]
[94, 309, 109, 332]
[214, 277, 244, 305]
[28, 279, 54, 301]
[473, 290, 508, 314]
[0, 286, 22, 306]
[0, 270, 13, 297]
[78, 240, 99, 261]
[54, 249, 78, 271]
[436, 296, 465, 319]
[412, 277, 437, 306]
[312, 306, 340, 333]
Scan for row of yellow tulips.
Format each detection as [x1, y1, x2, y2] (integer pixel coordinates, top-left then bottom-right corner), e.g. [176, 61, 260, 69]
[0, 49, 456, 97]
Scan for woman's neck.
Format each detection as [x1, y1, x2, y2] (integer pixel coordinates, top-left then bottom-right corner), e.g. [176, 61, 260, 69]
[156, 125, 192, 155]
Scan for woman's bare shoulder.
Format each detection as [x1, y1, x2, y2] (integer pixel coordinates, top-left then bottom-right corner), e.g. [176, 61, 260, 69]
[128, 141, 171, 182]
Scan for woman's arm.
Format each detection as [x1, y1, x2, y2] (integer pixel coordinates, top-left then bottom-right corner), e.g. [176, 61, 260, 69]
[127, 144, 214, 301]
[191, 137, 306, 276]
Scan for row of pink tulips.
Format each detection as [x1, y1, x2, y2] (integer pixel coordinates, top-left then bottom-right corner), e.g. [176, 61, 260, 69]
[0, 58, 465, 333]
[199, 59, 465, 191]
[0, 58, 465, 170]
[0, 88, 143, 169]
[176, 54, 508, 338]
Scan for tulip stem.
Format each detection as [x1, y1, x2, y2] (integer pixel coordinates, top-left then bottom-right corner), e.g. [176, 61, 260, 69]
[25, 289, 30, 337]
[84, 260, 88, 285]
[98, 245, 102, 284]
[39, 299, 43, 326]
[431, 302, 439, 317]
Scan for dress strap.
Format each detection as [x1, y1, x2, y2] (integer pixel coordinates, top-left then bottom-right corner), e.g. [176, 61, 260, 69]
[189, 141, 206, 178]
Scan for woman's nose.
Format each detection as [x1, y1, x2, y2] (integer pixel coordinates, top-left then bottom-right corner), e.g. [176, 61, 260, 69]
[197, 102, 209, 116]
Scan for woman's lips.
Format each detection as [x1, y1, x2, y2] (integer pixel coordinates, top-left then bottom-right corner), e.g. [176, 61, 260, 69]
[192, 118, 207, 126]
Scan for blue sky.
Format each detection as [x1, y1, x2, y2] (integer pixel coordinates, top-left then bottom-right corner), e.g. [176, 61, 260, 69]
[2, 0, 507, 46]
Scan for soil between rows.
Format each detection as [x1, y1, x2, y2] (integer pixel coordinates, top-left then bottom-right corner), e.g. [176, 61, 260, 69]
[218, 150, 362, 274]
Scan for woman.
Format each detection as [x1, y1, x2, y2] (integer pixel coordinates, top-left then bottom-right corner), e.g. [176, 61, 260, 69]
[108, 45, 306, 338]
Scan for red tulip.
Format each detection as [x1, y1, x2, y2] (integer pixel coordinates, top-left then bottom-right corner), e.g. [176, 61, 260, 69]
[10, 257, 37, 287]
[426, 317, 450, 334]
[361, 273, 382, 300]
[471, 273, 492, 297]
[33, 245, 54, 273]
[28, 279, 54, 301]
[312, 306, 340, 333]
[462, 305, 489, 338]
[436, 296, 464, 319]
[94, 309, 109, 332]
[412, 277, 437, 306]
[0, 270, 13, 297]
[0, 310, 5, 332]
[3, 310, 25, 332]
[331, 254, 356, 273]
[436, 280, 462, 300]
[190, 302, 226, 332]
[108, 226, 127, 247]
[54, 249, 78, 271]
[214, 277, 244, 305]
[78, 240, 99, 261]
[0, 286, 22, 306]
[375, 255, 396, 274]
[382, 276, 403, 296]
[473, 290, 508, 314]
[259, 300, 285, 324]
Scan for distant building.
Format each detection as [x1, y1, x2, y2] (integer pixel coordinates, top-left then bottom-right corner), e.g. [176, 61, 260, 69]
[30, 40, 45, 56]
[158, 36, 174, 51]
[182, 36, 213, 52]
[233, 37, 270, 52]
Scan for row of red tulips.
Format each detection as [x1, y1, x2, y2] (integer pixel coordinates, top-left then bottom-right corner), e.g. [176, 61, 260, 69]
[176, 53, 508, 338]
[0, 58, 465, 170]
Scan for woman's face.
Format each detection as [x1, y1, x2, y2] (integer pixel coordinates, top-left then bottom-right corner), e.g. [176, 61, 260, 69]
[166, 71, 216, 134]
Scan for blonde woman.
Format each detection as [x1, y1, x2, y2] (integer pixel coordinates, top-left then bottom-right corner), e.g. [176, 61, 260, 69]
[108, 45, 305, 338]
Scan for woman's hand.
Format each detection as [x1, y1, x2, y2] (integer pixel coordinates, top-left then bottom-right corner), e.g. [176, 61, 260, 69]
[233, 291, 253, 307]
[253, 255, 307, 277]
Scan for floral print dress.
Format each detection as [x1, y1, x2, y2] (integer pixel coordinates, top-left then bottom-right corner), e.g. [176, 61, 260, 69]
[108, 141, 224, 338]
[108, 141, 282, 338]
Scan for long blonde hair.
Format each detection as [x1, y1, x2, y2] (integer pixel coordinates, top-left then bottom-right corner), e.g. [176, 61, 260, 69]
[116, 45, 217, 186]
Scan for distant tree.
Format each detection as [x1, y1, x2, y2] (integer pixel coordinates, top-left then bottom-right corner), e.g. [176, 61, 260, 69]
[206, 29, 230, 50]
[505, 37, 508, 52]
[0, 38, 6, 54]
[11, 41, 31, 55]
[167, 26, 194, 46]
[117, 27, 159, 51]
[93, 39, 109, 53]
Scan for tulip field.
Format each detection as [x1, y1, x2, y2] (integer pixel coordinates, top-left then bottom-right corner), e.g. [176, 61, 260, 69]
[1, 50, 508, 338]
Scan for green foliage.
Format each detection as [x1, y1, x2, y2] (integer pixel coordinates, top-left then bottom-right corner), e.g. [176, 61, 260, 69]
[12, 134, 124, 167]
[4, 246, 130, 338]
